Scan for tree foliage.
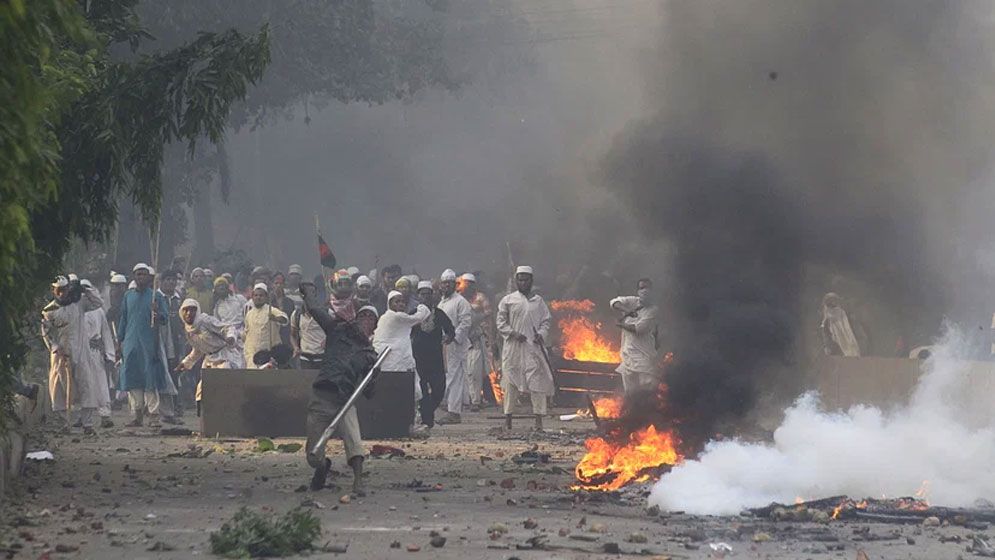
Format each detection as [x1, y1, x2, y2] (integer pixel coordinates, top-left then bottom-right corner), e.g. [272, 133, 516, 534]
[0, 0, 270, 418]
[137, 0, 458, 126]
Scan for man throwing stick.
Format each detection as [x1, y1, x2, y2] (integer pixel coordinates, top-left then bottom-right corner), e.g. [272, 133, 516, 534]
[300, 282, 378, 495]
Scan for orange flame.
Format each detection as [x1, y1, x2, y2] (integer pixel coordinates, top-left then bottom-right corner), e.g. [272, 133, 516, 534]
[574, 425, 682, 491]
[551, 300, 620, 363]
[489, 370, 504, 405]
[550, 299, 596, 313]
[576, 395, 623, 419]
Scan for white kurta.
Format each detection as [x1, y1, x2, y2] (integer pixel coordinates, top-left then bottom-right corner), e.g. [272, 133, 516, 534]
[373, 304, 431, 401]
[438, 292, 473, 413]
[243, 303, 288, 368]
[373, 305, 431, 372]
[41, 288, 104, 412]
[180, 311, 244, 369]
[610, 296, 659, 377]
[496, 291, 554, 396]
[81, 308, 115, 413]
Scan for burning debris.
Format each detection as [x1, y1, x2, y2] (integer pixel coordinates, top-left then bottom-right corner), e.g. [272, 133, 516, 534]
[751, 495, 995, 528]
[550, 300, 621, 364]
[574, 424, 682, 492]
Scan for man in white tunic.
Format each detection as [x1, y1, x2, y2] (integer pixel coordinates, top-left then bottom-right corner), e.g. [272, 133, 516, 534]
[610, 277, 660, 393]
[41, 276, 105, 433]
[372, 290, 431, 427]
[496, 266, 554, 431]
[80, 280, 115, 428]
[243, 283, 289, 368]
[436, 269, 472, 425]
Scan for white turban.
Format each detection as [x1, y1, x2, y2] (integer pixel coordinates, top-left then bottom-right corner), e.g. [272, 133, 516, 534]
[133, 262, 151, 273]
[440, 269, 457, 281]
[180, 298, 200, 311]
[461, 273, 477, 283]
[191, 267, 204, 275]
[347, 266, 360, 276]
[387, 290, 404, 303]
[68, 273, 79, 282]
[417, 280, 433, 291]
[80, 279, 93, 288]
[128, 281, 137, 289]
[52, 276, 69, 288]
[288, 264, 303, 275]
[515, 265, 534, 276]
[203, 268, 214, 276]
[356, 275, 372, 287]
[253, 282, 269, 293]
[110, 274, 127, 284]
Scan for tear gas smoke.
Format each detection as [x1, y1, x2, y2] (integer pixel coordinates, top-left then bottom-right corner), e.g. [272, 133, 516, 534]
[650, 328, 995, 514]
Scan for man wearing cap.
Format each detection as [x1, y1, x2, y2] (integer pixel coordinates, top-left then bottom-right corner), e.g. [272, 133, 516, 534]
[79, 279, 116, 428]
[186, 268, 213, 313]
[159, 270, 188, 413]
[355, 275, 373, 309]
[436, 269, 473, 425]
[243, 282, 290, 368]
[393, 277, 420, 314]
[42, 275, 105, 433]
[410, 281, 455, 433]
[373, 290, 431, 426]
[496, 266, 554, 431]
[117, 263, 178, 427]
[243, 282, 289, 368]
[460, 273, 494, 411]
[105, 273, 129, 327]
[286, 264, 305, 313]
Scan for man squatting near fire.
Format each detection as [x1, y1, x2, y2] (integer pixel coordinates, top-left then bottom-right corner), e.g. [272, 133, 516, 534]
[611, 277, 660, 394]
[299, 281, 379, 494]
[496, 265, 555, 430]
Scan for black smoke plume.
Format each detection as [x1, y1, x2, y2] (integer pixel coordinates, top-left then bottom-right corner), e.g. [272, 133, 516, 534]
[600, 0, 995, 450]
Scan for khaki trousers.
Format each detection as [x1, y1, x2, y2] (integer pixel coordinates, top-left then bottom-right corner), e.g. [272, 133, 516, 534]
[305, 387, 364, 468]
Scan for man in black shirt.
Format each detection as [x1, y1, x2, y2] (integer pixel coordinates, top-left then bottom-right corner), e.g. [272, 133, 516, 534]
[410, 281, 454, 434]
[300, 283, 378, 495]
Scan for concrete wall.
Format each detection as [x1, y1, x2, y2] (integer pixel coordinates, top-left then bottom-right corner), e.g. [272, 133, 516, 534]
[0, 392, 48, 498]
[201, 369, 415, 438]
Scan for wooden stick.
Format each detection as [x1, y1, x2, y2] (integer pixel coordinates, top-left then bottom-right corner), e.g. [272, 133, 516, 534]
[586, 393, 602, 429]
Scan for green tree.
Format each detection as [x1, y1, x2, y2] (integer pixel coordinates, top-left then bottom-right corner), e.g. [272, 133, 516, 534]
[0, 0, 270, 418]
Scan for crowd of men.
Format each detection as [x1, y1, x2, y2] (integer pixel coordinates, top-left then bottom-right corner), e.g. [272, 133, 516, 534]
[38, 259, 660, 492]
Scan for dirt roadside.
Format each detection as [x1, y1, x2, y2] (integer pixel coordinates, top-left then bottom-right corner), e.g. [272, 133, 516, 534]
[0, 408, 976, 559]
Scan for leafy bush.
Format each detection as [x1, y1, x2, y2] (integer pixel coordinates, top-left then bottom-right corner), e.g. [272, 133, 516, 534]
[209, 507, 321, 558]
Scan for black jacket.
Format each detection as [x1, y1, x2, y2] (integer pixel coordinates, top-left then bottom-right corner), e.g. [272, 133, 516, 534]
[302, 284, 377, 402]
[410, 307, 455, 375]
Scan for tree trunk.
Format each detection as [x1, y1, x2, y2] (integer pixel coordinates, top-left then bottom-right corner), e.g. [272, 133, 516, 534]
[191, 183, 215, 268]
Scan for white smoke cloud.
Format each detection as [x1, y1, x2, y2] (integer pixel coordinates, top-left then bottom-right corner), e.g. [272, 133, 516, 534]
[649, 328, 995, 515]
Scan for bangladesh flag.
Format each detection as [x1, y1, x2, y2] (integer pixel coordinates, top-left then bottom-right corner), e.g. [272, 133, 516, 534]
[317, 234, 336, 269]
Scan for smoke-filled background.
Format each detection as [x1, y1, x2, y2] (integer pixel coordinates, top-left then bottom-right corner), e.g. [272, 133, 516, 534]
[121, 1, 995, 446]
[602, 0, 995, 446]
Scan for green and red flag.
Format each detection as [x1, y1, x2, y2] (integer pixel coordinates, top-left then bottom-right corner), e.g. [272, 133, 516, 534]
[317, 234, 336, 269]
